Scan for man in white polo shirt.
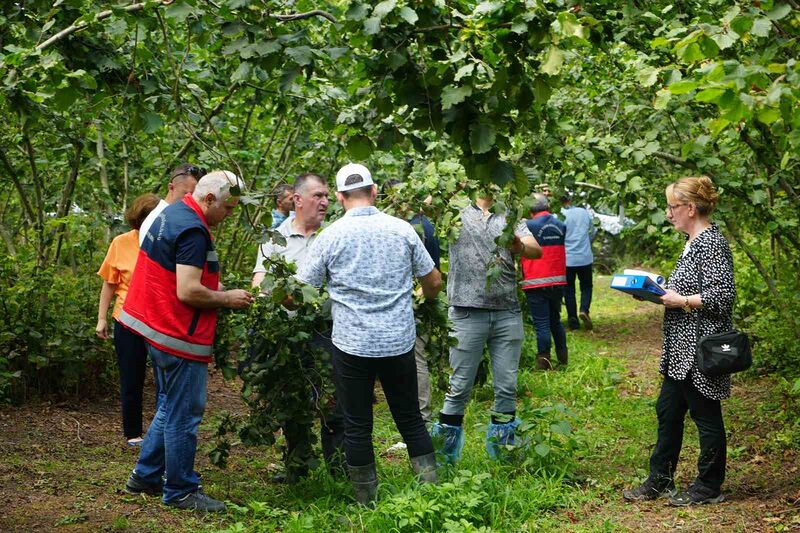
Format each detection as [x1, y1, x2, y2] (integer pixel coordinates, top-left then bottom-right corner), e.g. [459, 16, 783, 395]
[296, 163, 442, 506]
[139, 164, 205, 245]
[251, 172, 345, 482]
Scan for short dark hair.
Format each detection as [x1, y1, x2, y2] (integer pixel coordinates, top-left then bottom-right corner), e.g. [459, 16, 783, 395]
[273, 183, 294, 201]
[125, 193, 160, 230]
[294, 173, 326, 195]
[170, 163, 206, 182]
[340, 184, 374, 199]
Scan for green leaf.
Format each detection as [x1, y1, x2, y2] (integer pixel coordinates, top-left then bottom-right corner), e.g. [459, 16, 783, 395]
[749, 189, 767, 205]
[475, 1, 504, 15]
[399, 6, 418, 24]
[708, 118, 730, 136]
[165, 1, 196, 22]
[364, 17, 381, 35]
[285, 46, 313, 66]
[781, 152, 791, 170]
[441, 85, 472, 110]
[534, 443, 551, 457]
[232, 61, 251, 81]
[677, 43, 705, 62]
[757, 107, 780, 124]
[492, 160, 513, 187]
[454, 63, 475, 81]
[228, 0, 252, 7]
[668, 79, 697, 95]
[469, 123, 496, 154]
[730, 16, 753, 36]
[141, 111, 163, 134]
[653, 88, 671, 110]
[346, 3, 369, 20]
[638, 67, 659, 87]
[540, 47, 564, 75]
[751, 17, 772, 37]
[711, 31, 737, 50]
[767, 3, 792, 21]
[372, 0, 396, 19]
[695, 88, 726, 103]
[346, 136, 373, 159]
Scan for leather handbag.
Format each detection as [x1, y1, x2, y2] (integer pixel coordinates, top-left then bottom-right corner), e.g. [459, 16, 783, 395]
[694, 267, 752, 377]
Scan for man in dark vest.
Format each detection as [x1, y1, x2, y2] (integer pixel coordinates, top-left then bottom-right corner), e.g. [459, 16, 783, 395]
[120, 171, 253, 512]
[520, 193, 568, 369]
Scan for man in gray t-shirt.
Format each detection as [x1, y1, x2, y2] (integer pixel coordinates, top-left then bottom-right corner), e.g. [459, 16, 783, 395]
[431, 196, 541, 464]
[296, 163, 443, 506]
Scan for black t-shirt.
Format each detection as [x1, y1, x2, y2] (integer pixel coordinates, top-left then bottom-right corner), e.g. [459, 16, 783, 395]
[175, 228, 207, 268]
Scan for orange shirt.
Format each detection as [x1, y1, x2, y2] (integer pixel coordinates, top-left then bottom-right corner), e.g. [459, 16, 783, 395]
[97, 229, 140, 320]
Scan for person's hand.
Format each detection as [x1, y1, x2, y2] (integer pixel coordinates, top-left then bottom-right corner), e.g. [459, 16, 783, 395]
[95, 318, 109, 340]
[660, 289, 685, 309]
[226, 289, 255, 309]
[509, 235, 524, 255]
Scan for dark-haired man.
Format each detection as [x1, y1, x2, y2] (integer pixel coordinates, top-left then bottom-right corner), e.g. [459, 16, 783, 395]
[139, 163, 206, 245]
[271, 183, 295, 229]
[296, 163, 442, 505]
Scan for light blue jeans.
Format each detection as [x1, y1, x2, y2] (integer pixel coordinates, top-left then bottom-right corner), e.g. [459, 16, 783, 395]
[133, 345, 208, 503]
[441, 307, 524, 416]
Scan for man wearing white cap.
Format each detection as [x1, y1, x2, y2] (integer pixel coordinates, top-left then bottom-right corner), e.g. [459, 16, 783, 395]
[296, 163, 443, 505]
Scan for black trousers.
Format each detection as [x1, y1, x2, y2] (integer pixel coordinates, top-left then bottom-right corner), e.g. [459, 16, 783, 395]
[332, 345, 434, 467]
[565, 264, 593, 327]
[649, 375, 726, 492]
[113, 320, 153, 438]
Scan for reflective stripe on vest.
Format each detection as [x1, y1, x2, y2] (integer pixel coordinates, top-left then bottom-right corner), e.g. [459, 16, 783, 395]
[206, 250, 218, 262]
[118, 309, 213, 357]
[520, 275, 566, 288]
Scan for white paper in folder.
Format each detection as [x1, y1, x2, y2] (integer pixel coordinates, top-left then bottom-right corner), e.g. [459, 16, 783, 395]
[623, 269, 665, 286]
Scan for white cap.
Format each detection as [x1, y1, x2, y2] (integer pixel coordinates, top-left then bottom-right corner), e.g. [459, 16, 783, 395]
[335, 163, 374, 192]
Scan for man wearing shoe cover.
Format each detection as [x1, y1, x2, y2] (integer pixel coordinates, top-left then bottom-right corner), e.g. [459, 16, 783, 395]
[295, 163, 443, 506]
[431, 191, 541, 464]
[120, 171, 253, 512]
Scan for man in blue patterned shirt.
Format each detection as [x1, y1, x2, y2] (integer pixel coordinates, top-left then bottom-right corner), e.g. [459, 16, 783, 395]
[296, 163, 442, 506]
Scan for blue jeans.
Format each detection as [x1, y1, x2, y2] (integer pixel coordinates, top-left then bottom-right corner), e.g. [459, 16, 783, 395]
[441, 307, 524, 416]
[524, 287, 567, 355]
[133, 345, 208, 503]
[565, 264, 593, 327]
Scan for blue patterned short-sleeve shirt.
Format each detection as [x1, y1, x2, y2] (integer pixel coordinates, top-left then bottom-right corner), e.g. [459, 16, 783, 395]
[296, 206, 435, 357]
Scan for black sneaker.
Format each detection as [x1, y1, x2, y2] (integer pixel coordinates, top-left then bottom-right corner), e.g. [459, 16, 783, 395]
[165, 490, 226, 513]
[579, 311, 593, 331]
[622, 478, 677, 501]
[124, 474, 163, 496]
[669, 484, 724, 506]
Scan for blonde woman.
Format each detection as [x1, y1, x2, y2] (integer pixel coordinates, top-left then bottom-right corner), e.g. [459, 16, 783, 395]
[96, 193, 160, 445]
[623, 177, 735, 506]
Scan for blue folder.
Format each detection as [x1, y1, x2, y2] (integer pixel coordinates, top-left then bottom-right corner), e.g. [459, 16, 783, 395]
[610, 274, 665, 304]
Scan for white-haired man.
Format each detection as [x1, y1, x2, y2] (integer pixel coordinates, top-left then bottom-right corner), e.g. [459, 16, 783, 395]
[120, 171, 253, 513]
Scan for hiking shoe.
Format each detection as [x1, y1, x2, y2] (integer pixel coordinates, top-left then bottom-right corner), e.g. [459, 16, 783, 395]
[124, 473, 163, 496]
[579, 311, 593, 330]
[669, 485, 724, 506]
[536, 354, 552, 370]
[622, 478, 676, 501]
[165, 490, 226, 513]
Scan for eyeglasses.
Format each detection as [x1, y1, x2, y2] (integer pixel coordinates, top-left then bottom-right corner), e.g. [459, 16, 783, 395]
[667, 203, 687, 213]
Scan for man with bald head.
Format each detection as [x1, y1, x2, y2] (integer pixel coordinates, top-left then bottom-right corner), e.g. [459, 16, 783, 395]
[121, 171, 253, 513]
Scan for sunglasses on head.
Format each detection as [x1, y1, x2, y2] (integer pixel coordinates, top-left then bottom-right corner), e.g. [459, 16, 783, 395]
[171, 165, 207, 181]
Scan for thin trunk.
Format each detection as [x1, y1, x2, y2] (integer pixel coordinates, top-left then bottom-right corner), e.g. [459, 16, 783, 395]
[122, 142, 129, 212]
[22, 133, 46, 267]
[53, 140, 83, 264]
[253, 113, 286, 180]
[95, 120, 111, 198]
[0, 146, 36, 226]
[0, 221, 16, 256]
[240, 97, 257, 149]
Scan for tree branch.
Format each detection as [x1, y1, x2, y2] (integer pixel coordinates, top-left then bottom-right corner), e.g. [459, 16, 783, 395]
[271, 10, 336, 23]
[53, 140, 84, 264]
[0, 146, 36, 225]
[36, 1, 175, 51]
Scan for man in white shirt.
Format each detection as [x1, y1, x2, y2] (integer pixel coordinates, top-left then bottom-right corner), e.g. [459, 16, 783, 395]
[139, 164, 205, 245]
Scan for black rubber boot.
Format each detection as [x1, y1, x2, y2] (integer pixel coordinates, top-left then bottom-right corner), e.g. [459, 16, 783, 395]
[556, 347, 568, 366]
[409, 452, 438, 484]
[536, 354, 552, 370]
[347, 463, 378, 506]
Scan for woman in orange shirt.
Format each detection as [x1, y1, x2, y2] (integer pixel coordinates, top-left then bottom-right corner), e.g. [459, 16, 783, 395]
[96, 193, 160, 446]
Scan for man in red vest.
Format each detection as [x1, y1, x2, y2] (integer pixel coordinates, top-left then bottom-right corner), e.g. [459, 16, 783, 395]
[120, 171, 253, 512]
[520, 193, 569, 370]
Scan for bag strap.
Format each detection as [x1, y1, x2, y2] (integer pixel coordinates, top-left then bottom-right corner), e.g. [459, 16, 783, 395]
[695, 248, 704, 343]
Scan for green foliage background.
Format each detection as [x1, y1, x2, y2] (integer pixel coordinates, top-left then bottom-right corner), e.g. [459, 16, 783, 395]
[0, 1, 797, 403]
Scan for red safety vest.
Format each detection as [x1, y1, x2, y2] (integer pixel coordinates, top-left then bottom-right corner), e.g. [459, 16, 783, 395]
[119, 195, 220, 362]
[521, 211, 567, 290]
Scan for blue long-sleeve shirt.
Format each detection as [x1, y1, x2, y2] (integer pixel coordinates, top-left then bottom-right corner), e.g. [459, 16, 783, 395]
[562, 206, 595, 267]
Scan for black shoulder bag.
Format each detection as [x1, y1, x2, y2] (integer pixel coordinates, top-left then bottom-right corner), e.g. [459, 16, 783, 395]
[694, 266, 752, 377]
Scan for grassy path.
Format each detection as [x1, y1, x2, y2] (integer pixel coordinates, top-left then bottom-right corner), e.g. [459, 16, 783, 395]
[1, 277, 798, 532]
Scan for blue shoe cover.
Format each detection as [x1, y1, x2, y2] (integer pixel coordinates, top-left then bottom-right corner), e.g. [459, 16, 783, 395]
[485, 418, 522, 460]
[430, 423, 465, 465]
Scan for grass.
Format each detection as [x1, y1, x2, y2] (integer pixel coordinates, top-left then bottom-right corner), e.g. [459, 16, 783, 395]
[2, 278, 796, 532]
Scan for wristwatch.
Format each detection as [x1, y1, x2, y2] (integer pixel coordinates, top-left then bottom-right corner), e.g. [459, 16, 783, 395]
[682, 295, 691, 313]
